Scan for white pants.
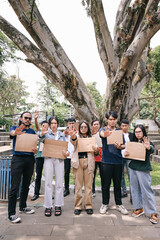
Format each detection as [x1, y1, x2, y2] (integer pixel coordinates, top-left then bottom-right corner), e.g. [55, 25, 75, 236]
[44, 158, 64, 208]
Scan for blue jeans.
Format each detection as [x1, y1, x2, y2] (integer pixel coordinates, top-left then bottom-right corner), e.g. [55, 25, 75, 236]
[130, 168, 157, 215]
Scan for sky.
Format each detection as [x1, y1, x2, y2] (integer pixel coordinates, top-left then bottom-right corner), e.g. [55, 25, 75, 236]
[1, 0, 160, 103]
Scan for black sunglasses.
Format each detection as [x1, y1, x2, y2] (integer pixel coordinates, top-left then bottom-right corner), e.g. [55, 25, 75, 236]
[24, 117, 32, 120]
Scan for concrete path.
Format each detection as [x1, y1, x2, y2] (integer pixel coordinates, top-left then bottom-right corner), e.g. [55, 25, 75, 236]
[0, 189, 160, 240]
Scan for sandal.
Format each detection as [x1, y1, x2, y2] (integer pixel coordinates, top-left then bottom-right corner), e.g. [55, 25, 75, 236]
[132, 208, 144, 217]
[55, 206, 62, 216]
[45, 208, 52, 217]
[150, 213, 158, 224]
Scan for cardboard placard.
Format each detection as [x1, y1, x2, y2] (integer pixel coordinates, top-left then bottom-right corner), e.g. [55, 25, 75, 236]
[77, 137, 97, 152]
[125, 142, 145, 161]
[43, 139, 68, 159]
[93, 132, 102, 147]
[107, 130, 123, 145]
[15, 134, 38, 152]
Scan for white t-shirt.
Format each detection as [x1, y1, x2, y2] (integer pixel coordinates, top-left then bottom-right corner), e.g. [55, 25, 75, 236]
[121, 133, 130, 157]
[65, 135, 74, 159]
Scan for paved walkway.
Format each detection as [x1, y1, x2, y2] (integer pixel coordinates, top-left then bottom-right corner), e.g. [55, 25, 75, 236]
[0, 188, 160, 240]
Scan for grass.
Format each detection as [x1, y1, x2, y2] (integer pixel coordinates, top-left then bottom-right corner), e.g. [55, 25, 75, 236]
[68, 161, 160, 186]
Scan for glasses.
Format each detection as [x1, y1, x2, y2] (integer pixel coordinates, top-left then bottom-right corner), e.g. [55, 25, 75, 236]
[80, 126, 88, 129]
[135, 131, 142, 134]
[24, 117, 32, 120]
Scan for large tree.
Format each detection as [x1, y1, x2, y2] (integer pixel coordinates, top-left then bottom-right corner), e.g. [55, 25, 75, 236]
[0, 0, 160, 122]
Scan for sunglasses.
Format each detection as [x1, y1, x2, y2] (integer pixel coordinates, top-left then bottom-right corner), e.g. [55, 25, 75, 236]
[24, 117, 32, 120]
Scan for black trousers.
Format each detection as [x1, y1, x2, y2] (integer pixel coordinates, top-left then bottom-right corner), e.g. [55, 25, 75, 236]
[8, 155, 35, 217]
[34, 157, 44, 195]
[64, 158, 71, 190]
[92, 161, 102, 193]
[101, 163, 122, 205]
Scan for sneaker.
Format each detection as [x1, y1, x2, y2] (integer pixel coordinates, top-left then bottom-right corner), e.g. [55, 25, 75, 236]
[99, 204, 108, 214]
[92, 192, 96, 198]
[116, 205, 128, 215]
[19, 207, 35, 214]
[9, 215, 21, 223]
[132, 208, 144, 217]
[150, 213, 158, 224]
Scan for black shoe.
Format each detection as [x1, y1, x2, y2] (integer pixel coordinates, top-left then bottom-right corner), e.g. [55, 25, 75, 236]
[121, 192, 128, 198]
[74, 209, 82, 215]
[64, 189, 70, 197]
[31, 195, 39, 201]
[86, 209, 93, 215]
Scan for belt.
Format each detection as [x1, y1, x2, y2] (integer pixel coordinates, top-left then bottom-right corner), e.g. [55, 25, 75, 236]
[79, 155, 88, 159]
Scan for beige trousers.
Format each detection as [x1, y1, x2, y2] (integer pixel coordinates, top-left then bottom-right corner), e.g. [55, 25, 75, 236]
[74, 158, 93, 210]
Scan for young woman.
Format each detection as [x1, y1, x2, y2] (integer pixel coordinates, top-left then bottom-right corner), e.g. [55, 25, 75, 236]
[69, 120, 98, 215]
[40, 116, 68, 217]
[125, 124, 158, 224]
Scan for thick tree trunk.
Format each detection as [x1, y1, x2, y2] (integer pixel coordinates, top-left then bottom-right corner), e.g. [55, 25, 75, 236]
[0, 0, 160, 123]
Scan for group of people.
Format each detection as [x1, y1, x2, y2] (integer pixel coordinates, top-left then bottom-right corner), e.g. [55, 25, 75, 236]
[8, 110, 158, 225]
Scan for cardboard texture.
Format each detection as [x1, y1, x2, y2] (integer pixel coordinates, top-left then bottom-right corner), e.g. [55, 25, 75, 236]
[93, 132, 102, 147]
[125, 142, 146, 161]
[107, 130, 123, 145]
[15, 134, 38, 152]
[43, 139, 68, 159]
[77, 137, 97, 152]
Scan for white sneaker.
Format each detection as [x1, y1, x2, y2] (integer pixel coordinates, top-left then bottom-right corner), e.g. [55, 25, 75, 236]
[9, 215, 21, 223]
[19, 207, 35, 214]
[92, 193, 96, 198]
[116, 205, 128, 215]
[99, 204, 108, 214]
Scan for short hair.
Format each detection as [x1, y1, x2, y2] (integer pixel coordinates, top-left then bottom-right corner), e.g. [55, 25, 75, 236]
[41, 120, 49, 125]
[67, 117, 76, 122]
[105, 111, 118, 119]
[49, 116, 59, 126]
[91, 119, 100, 126]
[121, 119, 129, 125]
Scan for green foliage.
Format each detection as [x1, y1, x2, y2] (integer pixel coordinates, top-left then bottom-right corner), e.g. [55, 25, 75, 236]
[0, 74, 31, 117]
[37, 77, 74, 125]
[0, 31, 20, 67]
[138, 46, 160, 122]
[86, 81, 104, 117]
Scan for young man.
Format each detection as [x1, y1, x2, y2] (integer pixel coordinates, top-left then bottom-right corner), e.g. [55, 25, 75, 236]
[99, 111, 128, 215]
[91, 119, 102, 198]
[8, 111, 38, 223]
[31, 113, 49, 201]
[120, 119, 133, 200]
[63, 118, 76, 197]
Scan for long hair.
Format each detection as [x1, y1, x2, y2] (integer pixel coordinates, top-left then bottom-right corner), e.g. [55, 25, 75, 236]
[133, 124, 147, 142]
[78, 120, 91, 138]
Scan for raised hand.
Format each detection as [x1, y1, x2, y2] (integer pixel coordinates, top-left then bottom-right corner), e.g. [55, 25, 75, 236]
[68, 128, 77, 140]
[40, 130, 49, 136]
[143, 137, 150, 150]
[15, 124, 26, 135]
[34, 110, 39, 119]
[100, 127, 112, 138]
